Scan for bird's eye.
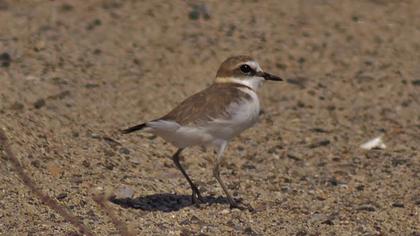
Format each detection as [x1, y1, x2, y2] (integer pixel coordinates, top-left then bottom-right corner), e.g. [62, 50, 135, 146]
[240, 64, 252, 74]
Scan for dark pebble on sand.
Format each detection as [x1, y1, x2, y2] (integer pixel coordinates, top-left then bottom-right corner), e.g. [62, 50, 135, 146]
[412, 80, 420, 86]
[391, 202, 404, 208]
[308, 139, 330, 148]
[119, 147, 130, 155]
[33, 99, 46, 109]
[0, 52, 11, 67]
[56, 193, 68, 200]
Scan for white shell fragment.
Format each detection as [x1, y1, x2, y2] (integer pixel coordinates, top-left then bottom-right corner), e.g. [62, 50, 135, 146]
[360, 136, 387, 150]
[113, 186, 135, 199]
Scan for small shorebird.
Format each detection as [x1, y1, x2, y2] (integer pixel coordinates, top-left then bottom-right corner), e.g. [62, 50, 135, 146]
[122, 55, 282, 209]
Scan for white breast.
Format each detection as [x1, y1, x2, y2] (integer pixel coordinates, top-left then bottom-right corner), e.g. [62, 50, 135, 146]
[232, 87, 260, 127]
[206, 87, 260, 140]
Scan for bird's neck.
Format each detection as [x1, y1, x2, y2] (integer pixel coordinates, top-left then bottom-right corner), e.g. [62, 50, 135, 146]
[214, 77, 263, 91]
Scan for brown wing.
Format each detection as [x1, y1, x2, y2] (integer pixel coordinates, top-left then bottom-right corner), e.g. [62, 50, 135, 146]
[161, 83, 252, 126]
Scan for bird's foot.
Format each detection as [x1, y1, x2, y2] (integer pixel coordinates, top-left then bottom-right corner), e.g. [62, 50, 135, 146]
[191, 188, 205, 206]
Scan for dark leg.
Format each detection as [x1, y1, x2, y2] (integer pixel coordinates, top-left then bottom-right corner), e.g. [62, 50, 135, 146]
[213, 142, 239, 208]
[213, 142, 251, 210]
[172, 148, 204, 204]
[213, 162, 238, 208]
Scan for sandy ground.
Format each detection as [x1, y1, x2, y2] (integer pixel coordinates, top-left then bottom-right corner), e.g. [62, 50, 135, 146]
[0, 0, 419, 235]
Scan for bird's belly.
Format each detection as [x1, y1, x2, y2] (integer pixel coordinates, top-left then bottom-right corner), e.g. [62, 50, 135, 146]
[153, 107, 260, 148]
[148, 92, 260, 147]
[147, 120, 210, 148]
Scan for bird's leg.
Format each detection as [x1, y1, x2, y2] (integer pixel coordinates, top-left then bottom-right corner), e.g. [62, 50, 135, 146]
[213, 161, 238, 207]
[171, 148, 204, 204]
[212, 142, 243, 209]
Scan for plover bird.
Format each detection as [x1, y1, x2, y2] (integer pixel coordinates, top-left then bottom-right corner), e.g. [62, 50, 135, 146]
[122, 55, 282, 209]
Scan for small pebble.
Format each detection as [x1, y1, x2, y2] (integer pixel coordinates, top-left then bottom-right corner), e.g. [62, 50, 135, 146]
[356, 204, 376, 212]
[220, 209, 230, 214]
[56, 193, 67, 200]
[60, 3, 74, 12]
[0, 52, 11, 67]
[308, 139, 330, 149]
[33, 99, 46, 109]
[129, 156, 141, 164]
[411, 80, 420, 86]
[31, 160, 41, 168]
[89, 133, 101, 139]
[82, 160, 90, 168]
[119, 147, 130, 155]
[188, 8, 200, 20]
[243, 226, 258, 236]
[391, 202, 404, 208]
[114, 186, 134, 199]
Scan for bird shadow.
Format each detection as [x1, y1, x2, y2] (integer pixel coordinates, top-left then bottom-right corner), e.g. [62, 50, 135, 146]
[109, 193, 230, 212]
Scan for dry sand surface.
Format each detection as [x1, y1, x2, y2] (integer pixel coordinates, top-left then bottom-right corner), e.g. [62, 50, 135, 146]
[0, 0, 419, 235]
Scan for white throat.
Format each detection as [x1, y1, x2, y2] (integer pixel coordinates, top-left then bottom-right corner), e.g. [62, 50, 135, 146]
[226, 77, 264, 91]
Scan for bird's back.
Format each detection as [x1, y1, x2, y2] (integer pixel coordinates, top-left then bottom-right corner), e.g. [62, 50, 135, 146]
[161, 83, 255, 126]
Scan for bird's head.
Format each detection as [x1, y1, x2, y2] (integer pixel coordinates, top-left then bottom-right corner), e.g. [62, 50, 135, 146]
[215, 55, 282, 90]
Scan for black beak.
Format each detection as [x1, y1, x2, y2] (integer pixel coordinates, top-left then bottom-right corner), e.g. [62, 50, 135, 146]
[257, 71, 283, 81]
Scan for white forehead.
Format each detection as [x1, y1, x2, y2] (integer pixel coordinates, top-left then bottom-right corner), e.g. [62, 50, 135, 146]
[244, 60, 263, 72]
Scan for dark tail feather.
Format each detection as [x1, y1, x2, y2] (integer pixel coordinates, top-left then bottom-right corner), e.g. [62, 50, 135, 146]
[121, 123, 147, 134]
